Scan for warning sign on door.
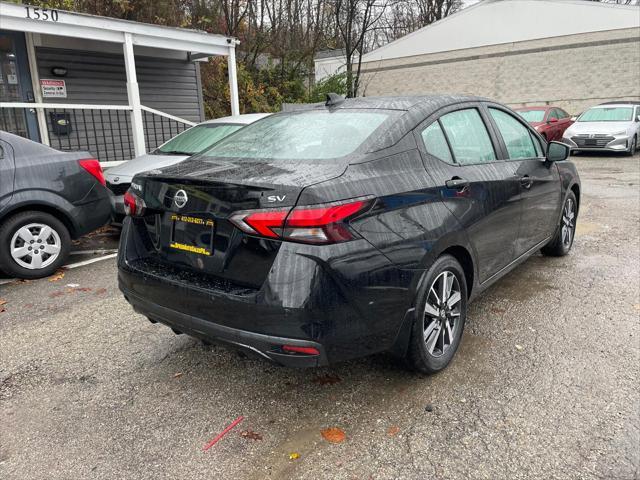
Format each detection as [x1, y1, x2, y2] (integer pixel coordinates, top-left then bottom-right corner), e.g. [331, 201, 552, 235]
[40, 79, 67, 98]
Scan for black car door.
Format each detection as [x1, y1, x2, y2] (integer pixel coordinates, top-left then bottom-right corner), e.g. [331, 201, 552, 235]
[0, 139, 15, 211]
[415, 104, 522, 284]
[486, 106, 561, 257]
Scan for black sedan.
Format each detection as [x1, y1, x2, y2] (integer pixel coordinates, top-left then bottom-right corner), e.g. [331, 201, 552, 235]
[0, 131, 111, 279]
[118, 95, 580, 373]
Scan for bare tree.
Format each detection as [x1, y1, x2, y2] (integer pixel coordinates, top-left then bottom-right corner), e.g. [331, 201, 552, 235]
[333, 0, 392, 97]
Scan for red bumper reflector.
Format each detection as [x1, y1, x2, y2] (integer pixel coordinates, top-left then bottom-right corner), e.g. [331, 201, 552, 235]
[282, 345, 320, 356]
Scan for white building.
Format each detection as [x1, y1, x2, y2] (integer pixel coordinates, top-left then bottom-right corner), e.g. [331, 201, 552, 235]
[314, 49, 347, 83]
[360, 0, 640, 113]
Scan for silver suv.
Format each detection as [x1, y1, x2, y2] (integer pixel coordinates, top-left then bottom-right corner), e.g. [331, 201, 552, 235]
[562, 102, 640, 155]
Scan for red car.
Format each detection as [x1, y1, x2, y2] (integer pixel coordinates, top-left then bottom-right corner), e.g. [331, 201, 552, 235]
[514, 106, 574, 142]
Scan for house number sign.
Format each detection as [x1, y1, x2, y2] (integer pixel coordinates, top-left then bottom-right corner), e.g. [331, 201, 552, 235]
[25, 7, 60, 22]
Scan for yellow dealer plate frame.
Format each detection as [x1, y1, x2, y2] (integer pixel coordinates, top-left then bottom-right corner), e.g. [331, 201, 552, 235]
[169, 214, 215, 256]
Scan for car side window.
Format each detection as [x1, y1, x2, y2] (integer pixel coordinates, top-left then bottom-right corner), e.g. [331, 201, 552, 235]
[420, 121, 454, 163]
[557, 109, 569, 119]
[438, 109, 496, 165]
[530, 133, 543, 157]
[548, 109, 559, 121]
[489, 108, 537, 160]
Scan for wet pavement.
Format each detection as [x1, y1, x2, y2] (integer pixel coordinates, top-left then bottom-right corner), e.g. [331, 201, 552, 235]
[1, 153, 639, 480]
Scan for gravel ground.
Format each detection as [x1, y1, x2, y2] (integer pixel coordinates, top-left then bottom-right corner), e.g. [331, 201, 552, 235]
[1, 153, 639, 480]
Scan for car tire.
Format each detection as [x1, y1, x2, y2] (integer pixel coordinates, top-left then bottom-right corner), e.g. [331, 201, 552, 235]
[541, 191, 577, 257]
[405, 254, 468, 374]
[626, 136, 637, 156]
[0, 211, 71, 279]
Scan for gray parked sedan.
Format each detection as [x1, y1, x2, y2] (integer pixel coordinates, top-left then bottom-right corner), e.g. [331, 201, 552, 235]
[104, 113, 270, 222]
[562, 102, 640, 155]
[0, 131, 111, 279]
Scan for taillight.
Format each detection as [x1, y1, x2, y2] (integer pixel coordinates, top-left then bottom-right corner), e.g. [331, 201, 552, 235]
[229, 198, 372, 244]
[78, 159, 106, 186]
[123, 190, 146, 216]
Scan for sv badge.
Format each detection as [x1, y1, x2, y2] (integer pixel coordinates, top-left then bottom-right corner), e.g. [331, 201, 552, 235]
[267, 195, 287, 203]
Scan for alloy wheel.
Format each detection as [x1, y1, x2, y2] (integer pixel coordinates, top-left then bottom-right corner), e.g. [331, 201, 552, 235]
[561, 198, 576, 248]
[10, 223, 62, 270]
[423, 270, 462, 357]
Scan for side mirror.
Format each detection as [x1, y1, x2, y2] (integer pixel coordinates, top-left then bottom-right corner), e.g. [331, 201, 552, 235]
[636, 115, 640, 123]
[570, 116, 577, 122]
[548, 117, 558, 124]
[547, 141, 570, 162]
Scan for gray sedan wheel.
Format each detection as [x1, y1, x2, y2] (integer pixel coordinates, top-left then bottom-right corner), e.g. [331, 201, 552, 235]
[0, 211, 71, 279]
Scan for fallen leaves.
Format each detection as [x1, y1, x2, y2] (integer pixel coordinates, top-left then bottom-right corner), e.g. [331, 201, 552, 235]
[312, 373, 341, 385]
[320, 427, 346, 444]
[515, 344, 524, 351]
[48, 270, 65, 282]
[0, 298, 6, 313]
[240, 430, 262, 441]
[387, 425, 400, 436]
[173, 372, 183, 378]
[288, 452, 300, 460]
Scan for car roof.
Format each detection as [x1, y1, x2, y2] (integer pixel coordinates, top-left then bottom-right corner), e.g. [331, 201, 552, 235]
[201, 113, 271, 125]
[594, 102, 640, 107]
[514, 106, 550, 111]
[283, 94, 487, 113]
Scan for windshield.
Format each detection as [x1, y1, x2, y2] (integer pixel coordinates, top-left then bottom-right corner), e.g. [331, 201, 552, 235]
[578, 107, 633, 122]
[200, 110, 394, 160]
[516, 110, 546, 123]
[155, 123, 243, 155]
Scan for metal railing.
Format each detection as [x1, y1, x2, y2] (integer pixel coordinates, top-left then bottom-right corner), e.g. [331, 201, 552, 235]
[141, 105, 194, 152]
[0, 103, 196, 163]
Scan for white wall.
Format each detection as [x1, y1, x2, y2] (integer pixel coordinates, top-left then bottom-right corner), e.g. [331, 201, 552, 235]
[314, 55, 346, 82]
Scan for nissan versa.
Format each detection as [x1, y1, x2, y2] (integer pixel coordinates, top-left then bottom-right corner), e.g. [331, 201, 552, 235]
[117, 95, 580, 373]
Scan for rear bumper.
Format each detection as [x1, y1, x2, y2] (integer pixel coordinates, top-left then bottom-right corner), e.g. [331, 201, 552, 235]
[117, 217, 415, 366]
[121, 284, 327, 367]
[73, 187, 112, 237]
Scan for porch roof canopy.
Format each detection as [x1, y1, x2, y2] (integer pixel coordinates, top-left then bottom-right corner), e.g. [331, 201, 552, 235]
[0, 1, 236, 56]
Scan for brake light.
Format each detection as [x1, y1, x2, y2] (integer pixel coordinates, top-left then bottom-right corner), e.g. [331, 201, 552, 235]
[78, 159, 106, 186]
[282, 345, 320, 355]
[229, 198, 371, 244]
[123, 190, 146, 216]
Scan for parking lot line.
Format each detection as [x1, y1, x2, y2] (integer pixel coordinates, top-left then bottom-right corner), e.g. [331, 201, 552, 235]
[0, 253, 118, 285]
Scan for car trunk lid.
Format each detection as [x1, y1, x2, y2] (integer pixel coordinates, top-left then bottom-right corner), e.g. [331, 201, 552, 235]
[131, 157, 345, 288]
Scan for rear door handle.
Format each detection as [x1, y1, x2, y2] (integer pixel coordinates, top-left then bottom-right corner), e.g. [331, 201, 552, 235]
[445, 178, 469, 190]
[520, 175, 533, 189]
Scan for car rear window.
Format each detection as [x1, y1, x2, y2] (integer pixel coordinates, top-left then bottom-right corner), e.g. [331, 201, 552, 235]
[578, 107, 633, 122]
[517, 110, 546, 123]
[199, 110, 396, 160]
[156, 123, 243, 155]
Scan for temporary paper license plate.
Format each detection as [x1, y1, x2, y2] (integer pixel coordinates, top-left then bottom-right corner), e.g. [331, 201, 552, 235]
[169, 214, 214, 256]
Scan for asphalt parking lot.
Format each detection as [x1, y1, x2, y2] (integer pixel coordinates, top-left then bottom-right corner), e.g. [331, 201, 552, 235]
[1, 153, 639, 480]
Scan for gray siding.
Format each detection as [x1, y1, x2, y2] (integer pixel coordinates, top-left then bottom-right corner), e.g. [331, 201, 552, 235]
[35, 47, 204, 161]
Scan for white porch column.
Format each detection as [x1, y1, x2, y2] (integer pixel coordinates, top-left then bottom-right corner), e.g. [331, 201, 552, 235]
[228, 44, 240, 116]
[123, 33, 146, 157]
[25, 33, 50, 146]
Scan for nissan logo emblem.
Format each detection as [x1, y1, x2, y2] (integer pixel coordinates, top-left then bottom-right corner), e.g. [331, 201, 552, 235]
[174, 189, 188, 209]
